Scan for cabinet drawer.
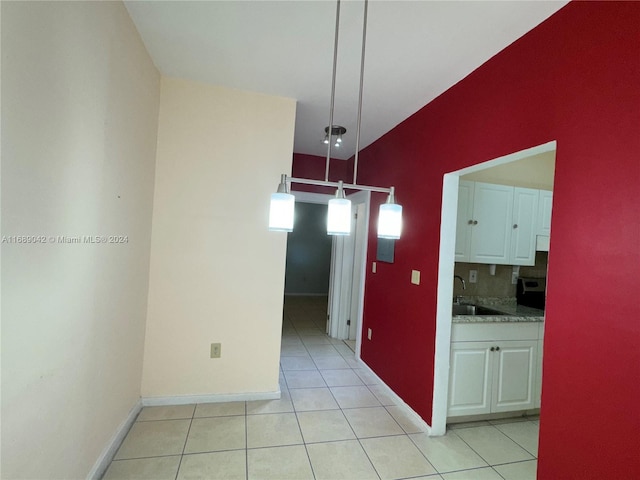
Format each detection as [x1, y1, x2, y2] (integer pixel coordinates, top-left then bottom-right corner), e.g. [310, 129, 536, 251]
[451, 322, 539, 342]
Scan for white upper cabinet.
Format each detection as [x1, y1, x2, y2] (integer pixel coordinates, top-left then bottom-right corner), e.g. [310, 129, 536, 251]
[510, 187, 539, 265]
[455, 180, 475, 261]
[537, 190, 553, 236]
[535, 190, 553, 252]
[456, 181, 539, 265]
[470, 183, 514, 264]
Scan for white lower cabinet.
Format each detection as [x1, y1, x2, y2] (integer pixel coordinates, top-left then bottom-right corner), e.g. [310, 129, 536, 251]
[534, 334, 544, 409]
[448, 323, 540, 417]
[449, 342, 494, 416]
[492, 340, 538, 413]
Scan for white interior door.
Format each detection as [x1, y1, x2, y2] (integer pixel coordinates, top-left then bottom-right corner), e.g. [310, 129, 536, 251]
[327, 232, 352, 339]
[349, 203, 366, 340]
[327, 190, 370, 342]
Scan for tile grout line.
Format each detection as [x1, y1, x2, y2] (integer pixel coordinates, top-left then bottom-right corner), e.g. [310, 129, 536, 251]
[244, 400, 249, 480]
[447, 426, 536, 474]
[492, 424, 539, 458]
[325, 375, 383, 480]
[485, 424, 536, 461]
[287, 311, 386, 479]
[491, 466, 508, 480]
[114, 299, 532, 479]
[291, 388, 318, 479]
[287, 299, 438, 480]
[376, 413, 438, 475]
[284, 321, 317, 480]
[173, 405, 196, 480]
[444, 428, 494, 471]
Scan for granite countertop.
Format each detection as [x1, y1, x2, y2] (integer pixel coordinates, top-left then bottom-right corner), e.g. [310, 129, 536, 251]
[452, 297, 544, 324]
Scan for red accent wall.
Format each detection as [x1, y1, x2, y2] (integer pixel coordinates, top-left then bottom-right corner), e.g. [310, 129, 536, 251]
[291, 153, 352, 194]
[354, 2, 639, 478]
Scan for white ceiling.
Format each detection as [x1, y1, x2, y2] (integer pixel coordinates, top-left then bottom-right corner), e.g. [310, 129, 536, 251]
[125, 1, 567, 160]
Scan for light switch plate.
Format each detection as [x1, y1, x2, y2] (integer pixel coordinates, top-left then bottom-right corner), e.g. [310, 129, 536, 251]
[411, 270, 421, 285]
[372, 262, 377, 273]
[367, 328, 372, 340]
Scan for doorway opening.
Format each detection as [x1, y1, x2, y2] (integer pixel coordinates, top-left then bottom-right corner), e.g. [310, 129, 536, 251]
[284, 190, 371, 357]
[431, 141, 556, 436]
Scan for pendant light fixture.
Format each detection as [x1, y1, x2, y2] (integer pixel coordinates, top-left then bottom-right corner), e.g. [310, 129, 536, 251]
[268, 174, 295, 232]
[327, 181, 352, 235]
[378, 187, 403, 239]
[322, 0, 352, 235]
[268, 0, 402, 240]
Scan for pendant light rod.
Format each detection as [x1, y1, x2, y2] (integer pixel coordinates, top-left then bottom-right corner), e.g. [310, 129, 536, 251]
[352, 0, 368, 185]
[325, 0, 341, 182]
[286, 175, 392, 194]
[270, 0, 402, 239]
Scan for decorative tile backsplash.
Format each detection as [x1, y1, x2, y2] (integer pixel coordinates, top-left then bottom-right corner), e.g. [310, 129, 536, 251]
[453, 251, 548, 299]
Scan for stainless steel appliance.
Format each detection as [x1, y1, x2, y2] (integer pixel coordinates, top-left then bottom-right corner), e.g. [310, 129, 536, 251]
[516, 277, 546, 310]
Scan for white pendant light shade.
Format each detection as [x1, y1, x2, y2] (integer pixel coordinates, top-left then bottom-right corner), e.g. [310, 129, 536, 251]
[327, 181, 351, 235]
[327, 198, 352, 235]
[378, 187, 402, 239]
[269, 175, 295, 232]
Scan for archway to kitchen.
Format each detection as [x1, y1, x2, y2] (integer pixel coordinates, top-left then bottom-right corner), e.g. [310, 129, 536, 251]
[430, 141, 557, 435]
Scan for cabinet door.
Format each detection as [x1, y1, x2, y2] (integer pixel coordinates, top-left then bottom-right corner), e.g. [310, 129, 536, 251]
[537, 190, 553, 236]
[535, 335, 544, 409]
[510, 187, 539, 266]
[469, 183, 513, 264]
[448, 342, 493, 416]
[455, 181, 474, 261]
[491, 340, 538, 413]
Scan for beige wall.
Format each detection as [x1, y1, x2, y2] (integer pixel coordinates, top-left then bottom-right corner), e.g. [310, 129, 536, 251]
[463, 150, 555, 190]
[141, 78, 295, 398]
[1, 2, 160, 479]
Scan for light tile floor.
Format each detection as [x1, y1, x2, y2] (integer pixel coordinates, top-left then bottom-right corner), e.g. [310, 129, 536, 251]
[103, 296, 539, 480]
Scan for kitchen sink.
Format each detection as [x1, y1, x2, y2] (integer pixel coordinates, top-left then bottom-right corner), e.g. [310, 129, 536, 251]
[452, 304, 477, 315]
[452, 304, 507, 316]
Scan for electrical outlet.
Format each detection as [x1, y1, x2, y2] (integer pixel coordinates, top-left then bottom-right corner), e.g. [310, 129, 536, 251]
[469, 270, 478, 283]
[411, 270, 421, 285]
[210, 343, 221, 358]
[367, 328, 372, 340]
[372, 262, 377, 273]
[512, 265, 520, 285]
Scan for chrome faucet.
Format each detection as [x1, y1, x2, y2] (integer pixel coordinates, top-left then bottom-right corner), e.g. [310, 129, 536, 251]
[454, 275, 466, 304]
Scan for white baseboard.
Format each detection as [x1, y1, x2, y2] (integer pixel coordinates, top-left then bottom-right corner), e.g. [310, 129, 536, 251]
[141, 390, 281, 407]
[356, 359, 433, 436]
[87, 400, 142, 480]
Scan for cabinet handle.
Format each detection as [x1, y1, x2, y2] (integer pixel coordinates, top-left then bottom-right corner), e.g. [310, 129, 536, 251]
[473, 220, 478, 225]
[513, 224, 518, 229]
[468, 220, 473, 225]
[496, 346, 500, 351]
[490, 347, 495, 352]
